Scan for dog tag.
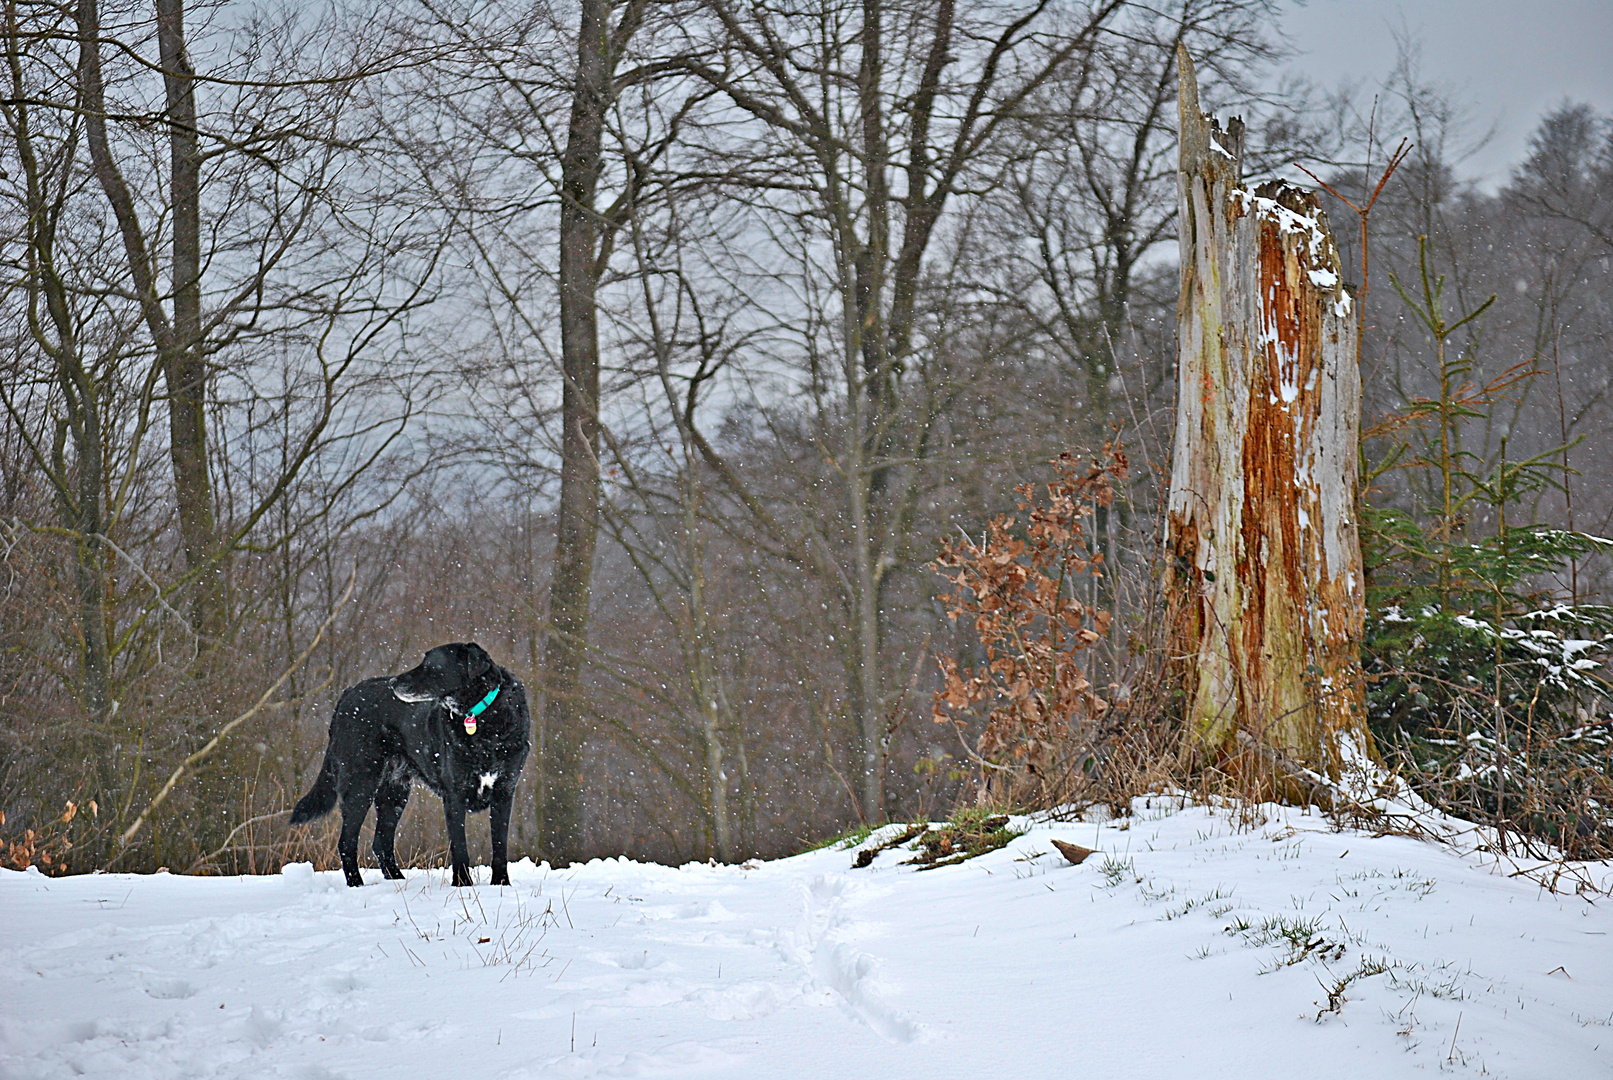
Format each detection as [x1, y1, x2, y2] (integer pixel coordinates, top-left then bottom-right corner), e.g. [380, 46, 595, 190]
[463, 717, 477, 735]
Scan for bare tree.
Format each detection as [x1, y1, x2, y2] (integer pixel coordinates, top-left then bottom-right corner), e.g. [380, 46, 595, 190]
[2, 0, 441, 869]
[72, 0, 426, 643]
[1, 0, 138, 724]
[75, 0, 221, 631]
[540, 0, 654, 864]
[385, 0, 741, 862]
[652, 0, 1125, 821]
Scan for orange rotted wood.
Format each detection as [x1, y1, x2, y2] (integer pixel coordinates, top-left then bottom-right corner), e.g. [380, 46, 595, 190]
[1167, 47, 1373, 780]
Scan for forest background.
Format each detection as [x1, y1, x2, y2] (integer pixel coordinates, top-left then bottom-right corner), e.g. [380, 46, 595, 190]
[2, 0, 1610, 873]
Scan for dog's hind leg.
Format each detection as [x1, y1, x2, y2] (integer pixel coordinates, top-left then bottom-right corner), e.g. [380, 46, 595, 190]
[338, 769, 380, 887]
[442, 794, 473, 887]
[371, 771, 410, 880]
[489, 789, 513, 886]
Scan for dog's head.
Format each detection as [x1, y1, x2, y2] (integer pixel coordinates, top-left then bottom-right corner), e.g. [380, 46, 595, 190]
[390, 642, 495, 708]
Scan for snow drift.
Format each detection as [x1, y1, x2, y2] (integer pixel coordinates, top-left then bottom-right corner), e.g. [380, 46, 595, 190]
[3, 801, 1609, 1079]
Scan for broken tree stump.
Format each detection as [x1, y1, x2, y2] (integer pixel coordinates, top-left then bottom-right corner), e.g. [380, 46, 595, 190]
[1167, 47, 1375, 784]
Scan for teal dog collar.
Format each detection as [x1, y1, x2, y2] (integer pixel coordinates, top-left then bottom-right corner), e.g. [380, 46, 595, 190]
[462, 686, 499, 735]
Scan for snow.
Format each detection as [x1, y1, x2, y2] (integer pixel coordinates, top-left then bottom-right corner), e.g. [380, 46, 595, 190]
[1452, 612, 1612, 688]
[1232, 186, 1329, 259]
[1231, 186, 1353, 318]
[3, 802, 1610, 1079]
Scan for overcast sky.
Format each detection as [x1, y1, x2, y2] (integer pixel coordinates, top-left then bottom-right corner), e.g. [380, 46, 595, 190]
[1277, 0, 1613, 190]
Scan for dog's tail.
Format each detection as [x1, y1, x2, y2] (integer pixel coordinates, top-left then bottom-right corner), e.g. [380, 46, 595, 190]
[289, 752, 339, 825]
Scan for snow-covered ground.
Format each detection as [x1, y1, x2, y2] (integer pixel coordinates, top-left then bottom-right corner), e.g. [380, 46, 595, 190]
[3, 801, 1610, 1079]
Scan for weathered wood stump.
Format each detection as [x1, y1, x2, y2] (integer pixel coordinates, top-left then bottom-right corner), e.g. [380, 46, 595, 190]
[1167, 47, 1374, 784]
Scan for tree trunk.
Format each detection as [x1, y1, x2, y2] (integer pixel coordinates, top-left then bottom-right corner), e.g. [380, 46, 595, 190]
[846, 0, 891, 826]
[79, 0, 221, 639]
[5, 23, 113, 721]
[541, 0, 610, 866]
[1167, 47, 1374, 782]
[57, 390, 112, 724]
[155, 0, 222, 638]
[683, 460, 733, 862]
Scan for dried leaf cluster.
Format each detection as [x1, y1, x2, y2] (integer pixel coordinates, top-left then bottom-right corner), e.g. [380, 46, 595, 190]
[1, 800, 93, 875]
[933, 450, 1127, 800]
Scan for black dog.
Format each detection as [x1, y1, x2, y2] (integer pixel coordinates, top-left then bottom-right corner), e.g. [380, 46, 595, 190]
[290, 642, 530, 887]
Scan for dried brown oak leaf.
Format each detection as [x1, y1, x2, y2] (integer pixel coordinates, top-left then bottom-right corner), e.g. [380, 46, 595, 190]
[1051, 839, 1094, 865]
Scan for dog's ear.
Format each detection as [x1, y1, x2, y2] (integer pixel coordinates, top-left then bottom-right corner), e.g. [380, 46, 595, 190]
[464, 642, 493, 680]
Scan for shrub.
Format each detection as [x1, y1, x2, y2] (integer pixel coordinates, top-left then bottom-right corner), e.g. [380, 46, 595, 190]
[931, 450, 1123, 807]
[1361, 239, 1613, 858]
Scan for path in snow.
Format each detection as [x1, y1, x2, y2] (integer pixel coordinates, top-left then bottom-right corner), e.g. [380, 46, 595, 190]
[3, 802, 1610, 1079]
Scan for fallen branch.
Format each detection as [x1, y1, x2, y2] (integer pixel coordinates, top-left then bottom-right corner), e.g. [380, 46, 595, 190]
[851, 824, 926, 868]
[117, 567, 356, 850]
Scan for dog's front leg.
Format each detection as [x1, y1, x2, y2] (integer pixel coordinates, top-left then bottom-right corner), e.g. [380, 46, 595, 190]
[489, 790, 513, 886]
[443, 794, 473, 887]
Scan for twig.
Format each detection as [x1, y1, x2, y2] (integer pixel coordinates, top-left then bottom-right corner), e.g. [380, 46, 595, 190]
[821, 737, 867, 827]
[116, 566, 356, 850]
[874, 633, 933, 812]
[1296, 138, 1412, 299]
[184, 809, 293, 874]
[92, 532, 199, 640]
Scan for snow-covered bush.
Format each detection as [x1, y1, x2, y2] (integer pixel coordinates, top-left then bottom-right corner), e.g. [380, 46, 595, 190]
[1363, 587, 1613, 858]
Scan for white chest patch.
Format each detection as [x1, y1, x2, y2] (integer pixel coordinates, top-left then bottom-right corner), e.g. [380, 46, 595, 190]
[478, 772, 499, 794]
